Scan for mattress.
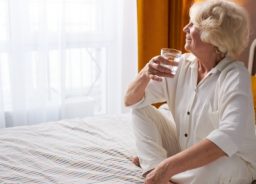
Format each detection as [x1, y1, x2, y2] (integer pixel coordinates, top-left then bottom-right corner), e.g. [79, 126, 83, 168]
[0, 113, 144, 183]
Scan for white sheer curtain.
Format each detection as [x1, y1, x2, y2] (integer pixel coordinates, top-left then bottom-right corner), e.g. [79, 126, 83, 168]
[0, 0, 137, 128]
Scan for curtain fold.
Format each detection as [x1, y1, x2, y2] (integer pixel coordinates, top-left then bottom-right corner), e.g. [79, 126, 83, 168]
[137, 0, 194, 70]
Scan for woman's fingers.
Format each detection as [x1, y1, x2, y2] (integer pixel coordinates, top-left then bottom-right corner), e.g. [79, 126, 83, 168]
[145, 55, 178, 81]
[149, 58, 171, 73]
[148, 64, 174, 78]
[149, 74, 163, 82]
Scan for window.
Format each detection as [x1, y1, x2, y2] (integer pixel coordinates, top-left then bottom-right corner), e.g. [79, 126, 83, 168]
[0, 0, 137, 127]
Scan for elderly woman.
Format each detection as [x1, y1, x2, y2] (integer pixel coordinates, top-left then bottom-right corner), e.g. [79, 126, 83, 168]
[124, 0, 256, 183]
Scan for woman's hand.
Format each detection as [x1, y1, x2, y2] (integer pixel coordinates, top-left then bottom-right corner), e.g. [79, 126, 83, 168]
[124, 55, 177, 106]
[143, 139, 226, 184]
[144, 160, 173, 184]
[143, 55, 176, 82]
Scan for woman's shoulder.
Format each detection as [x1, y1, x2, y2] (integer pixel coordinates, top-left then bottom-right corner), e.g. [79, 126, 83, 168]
[182, 52, 196, 62]
[221, 58, 249, 77]
[218, 58, 251, 88]
[180, 53, 197, 68]
[175, 53, 197, 76]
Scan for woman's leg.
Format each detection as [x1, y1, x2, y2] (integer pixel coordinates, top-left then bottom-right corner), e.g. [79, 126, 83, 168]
[171, 155, 255, 184]
[132, 105, 180, 174]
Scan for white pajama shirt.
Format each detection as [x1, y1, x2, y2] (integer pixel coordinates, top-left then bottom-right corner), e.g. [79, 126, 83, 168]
[131, 53, 256, 182]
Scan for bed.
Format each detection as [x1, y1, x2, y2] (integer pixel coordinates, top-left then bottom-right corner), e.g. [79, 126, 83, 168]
[0, 113, 144, 183]
[1, 38, 256, 183]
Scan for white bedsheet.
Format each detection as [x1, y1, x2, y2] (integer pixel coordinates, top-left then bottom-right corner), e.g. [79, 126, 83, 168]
[0, 114, 144, 183]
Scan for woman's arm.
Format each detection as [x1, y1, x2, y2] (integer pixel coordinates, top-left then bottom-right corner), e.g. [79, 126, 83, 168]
[124, 56, 174, 106]
[124, 66, 150, 106]
[145, 139, 226, 184]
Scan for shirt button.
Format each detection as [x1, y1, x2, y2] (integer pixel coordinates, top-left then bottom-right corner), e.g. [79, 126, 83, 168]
[187, 111, 190, 115]
[184, 133, 188, 137]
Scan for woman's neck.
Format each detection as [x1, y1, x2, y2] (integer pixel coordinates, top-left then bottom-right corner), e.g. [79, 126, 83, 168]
[196, 52, 223, 84]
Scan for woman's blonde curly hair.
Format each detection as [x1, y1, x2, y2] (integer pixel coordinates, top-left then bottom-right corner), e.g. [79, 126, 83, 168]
[189, 0, 249, 58]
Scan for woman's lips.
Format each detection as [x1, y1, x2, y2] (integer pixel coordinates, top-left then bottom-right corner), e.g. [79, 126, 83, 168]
[185, 35, 191, 41]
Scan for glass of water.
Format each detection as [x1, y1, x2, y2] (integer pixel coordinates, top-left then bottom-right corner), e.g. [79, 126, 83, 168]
[160, 48, 182, 75]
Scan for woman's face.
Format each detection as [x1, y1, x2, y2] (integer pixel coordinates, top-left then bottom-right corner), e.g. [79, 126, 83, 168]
[183, 22, 213, 54]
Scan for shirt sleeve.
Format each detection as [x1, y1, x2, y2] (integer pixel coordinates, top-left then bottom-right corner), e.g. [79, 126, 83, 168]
[128, 79, 168, 109]
[207, 64, 255, 157]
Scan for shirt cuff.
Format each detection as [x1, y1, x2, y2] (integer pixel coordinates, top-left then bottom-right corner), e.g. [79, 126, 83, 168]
[207, 129, 238, 157]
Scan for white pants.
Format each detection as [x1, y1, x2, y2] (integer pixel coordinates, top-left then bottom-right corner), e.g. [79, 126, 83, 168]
[132, 105, 256, 184]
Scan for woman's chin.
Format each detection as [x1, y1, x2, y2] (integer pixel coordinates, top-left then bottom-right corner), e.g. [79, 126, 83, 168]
[184, 45, 191, 52]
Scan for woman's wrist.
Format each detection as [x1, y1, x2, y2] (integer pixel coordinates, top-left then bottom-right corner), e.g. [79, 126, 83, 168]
[164, 156, 181, 178]
[138, 64, 150, 81]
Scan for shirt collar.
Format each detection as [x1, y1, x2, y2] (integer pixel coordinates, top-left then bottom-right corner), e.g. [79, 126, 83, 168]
[210, 56, 235, 74]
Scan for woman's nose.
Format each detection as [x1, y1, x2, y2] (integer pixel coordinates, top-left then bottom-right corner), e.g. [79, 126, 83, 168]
[183, 24, 188, 33]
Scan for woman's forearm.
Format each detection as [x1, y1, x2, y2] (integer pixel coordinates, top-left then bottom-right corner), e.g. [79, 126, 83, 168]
[166, 139, 226, 177]
[124, 56, 173, 106]
[124, 66, 150, 106]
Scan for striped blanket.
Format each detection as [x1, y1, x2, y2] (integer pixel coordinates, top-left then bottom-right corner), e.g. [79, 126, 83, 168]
[0, 114, 144, 183]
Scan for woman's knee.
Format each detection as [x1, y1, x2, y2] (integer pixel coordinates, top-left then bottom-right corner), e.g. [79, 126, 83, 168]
[131, 105, 161, 126]
[132, 105, 157, 116]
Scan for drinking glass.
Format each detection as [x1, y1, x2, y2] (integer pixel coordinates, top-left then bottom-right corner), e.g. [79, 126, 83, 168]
[160, 48, 182, 75]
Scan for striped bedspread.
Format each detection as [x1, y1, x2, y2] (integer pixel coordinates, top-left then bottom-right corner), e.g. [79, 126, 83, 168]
[0, 114, 144, 183]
